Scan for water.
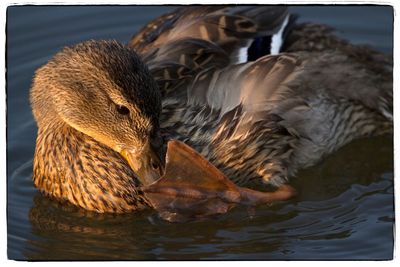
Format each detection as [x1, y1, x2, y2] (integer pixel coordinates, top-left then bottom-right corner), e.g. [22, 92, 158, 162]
[6, 5, 394, 260]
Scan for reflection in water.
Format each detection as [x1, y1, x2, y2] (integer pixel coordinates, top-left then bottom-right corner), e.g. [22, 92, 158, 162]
[7, 6, 394, 260]
[27, 194, 154, 260]
[24, 136, 393, 260]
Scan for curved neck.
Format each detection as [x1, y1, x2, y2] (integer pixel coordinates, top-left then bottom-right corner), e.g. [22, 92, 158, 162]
[32, 121, 149, 213]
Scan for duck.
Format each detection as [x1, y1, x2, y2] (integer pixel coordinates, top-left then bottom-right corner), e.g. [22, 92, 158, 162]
[30, 6, 392, 213]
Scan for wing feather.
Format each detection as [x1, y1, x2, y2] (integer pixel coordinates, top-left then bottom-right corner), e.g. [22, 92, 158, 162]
[129, 6, 289, 62]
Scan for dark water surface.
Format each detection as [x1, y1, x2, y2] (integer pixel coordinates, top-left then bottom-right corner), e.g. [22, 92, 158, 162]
[7, 5, 394, 260]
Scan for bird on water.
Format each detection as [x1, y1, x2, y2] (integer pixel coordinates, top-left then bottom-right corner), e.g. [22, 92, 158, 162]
[30, 6, 392, 213]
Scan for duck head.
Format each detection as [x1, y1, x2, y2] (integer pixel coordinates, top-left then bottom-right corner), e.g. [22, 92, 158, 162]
[31, 40, 165, 185]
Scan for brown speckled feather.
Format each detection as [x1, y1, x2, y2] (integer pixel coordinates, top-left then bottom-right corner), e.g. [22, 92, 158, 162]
[130, 6, 392, 187]
[129, 6, 289, 62]
[33, 119, 150, 213]
[31, 6, 393, 214]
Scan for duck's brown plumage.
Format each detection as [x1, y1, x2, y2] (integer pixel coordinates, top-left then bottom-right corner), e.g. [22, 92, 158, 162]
[31, 6, 392, 213]
[31, 41, 158, 213]
[130, 6, 392, 187]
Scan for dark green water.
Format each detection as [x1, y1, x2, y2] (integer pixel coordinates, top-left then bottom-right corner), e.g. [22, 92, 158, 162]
[7, 5, 394, 260]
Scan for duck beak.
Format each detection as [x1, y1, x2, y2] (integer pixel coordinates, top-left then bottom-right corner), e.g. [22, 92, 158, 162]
[121, 141, 165, 185]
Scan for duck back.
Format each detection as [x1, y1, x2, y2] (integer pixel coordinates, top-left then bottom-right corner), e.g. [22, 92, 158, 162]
[128, 6, 392, 187]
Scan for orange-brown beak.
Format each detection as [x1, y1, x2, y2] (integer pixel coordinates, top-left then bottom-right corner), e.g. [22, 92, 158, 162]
[121, 140, 165, 185]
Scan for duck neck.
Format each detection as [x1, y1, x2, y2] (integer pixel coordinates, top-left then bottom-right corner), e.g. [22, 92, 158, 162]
[32, 119, 150, 213]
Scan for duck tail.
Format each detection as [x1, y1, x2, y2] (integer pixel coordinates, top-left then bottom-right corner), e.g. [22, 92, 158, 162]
[283, 22, 393, 123]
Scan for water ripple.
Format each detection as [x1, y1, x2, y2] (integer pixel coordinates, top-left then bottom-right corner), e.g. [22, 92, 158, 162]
[7, 6, 394, 260]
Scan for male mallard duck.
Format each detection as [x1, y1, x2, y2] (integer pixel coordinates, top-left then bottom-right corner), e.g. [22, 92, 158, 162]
[30, 6, 392, 213]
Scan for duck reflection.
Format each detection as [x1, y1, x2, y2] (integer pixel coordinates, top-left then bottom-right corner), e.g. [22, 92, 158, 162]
[26, 194, 154, 260]
[24, 135, 393, 260]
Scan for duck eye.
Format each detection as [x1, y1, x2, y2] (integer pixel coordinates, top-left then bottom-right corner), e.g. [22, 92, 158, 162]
[116, 105, 130, 115]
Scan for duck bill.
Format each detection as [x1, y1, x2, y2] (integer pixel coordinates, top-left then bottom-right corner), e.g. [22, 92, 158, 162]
[121, 142, 165, 185]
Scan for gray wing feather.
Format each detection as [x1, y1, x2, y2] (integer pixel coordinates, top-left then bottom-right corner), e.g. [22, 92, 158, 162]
[188, 54, 303, 116]
[129, 6, 289, 60]
[188, 50, 392, 141]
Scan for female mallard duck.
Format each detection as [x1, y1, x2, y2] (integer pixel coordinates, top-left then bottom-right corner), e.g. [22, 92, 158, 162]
[30, 6, 392, 213]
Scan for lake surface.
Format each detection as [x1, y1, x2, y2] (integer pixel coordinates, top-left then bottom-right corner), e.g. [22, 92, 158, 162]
[6, 5, 394, 260]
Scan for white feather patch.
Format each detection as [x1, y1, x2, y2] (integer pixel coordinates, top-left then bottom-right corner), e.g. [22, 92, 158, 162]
[234, 14, 290, 63]
[237, 46, 248, 64]
[236, 40, 252, 64]
[270, 15, 290, 55]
